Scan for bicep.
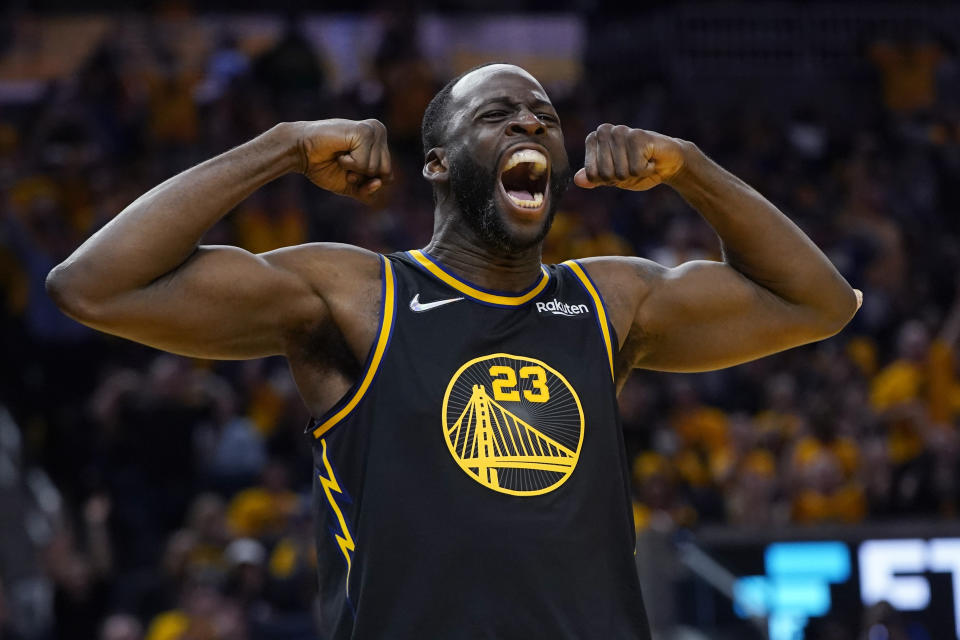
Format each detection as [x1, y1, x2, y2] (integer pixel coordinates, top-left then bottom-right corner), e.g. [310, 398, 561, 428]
[630, 260, 831, 372]
[76, 245, 327, 359]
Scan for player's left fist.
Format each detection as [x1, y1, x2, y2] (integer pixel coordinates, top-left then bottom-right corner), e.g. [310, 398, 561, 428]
[574, 124, 687, 191]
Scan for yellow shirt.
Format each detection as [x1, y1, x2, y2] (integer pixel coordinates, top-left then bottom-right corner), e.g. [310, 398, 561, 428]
[792, 436, 860, 479]
[145, 611, 188, 640]
[792, 485, 866, 525]
[227, 487, 298, 538]
[870, 41, 943, 113]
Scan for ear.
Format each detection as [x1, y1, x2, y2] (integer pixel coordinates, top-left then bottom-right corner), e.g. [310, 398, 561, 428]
[422, 147, 448, 185]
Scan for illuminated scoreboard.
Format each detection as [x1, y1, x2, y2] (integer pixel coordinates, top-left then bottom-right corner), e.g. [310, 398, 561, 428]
[692, 527, 960, 640]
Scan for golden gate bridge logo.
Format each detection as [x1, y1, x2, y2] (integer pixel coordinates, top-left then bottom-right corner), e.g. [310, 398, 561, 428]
[442, 354, 584, 496]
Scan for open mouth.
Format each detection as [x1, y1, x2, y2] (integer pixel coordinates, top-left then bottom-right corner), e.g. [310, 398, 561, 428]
[499, 148, 549, 211]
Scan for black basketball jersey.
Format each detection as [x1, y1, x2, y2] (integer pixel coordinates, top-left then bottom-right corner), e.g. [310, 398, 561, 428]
[307, 250, 651, 640]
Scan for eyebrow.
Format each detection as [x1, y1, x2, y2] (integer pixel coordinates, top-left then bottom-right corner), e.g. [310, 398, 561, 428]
[474, 96, 556, 112]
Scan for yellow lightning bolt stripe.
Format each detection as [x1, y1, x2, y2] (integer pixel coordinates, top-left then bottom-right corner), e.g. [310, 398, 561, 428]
[318, 438, 355, 592]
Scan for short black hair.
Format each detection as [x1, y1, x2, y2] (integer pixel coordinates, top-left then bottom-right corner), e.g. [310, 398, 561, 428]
[421, 62, 510, 157]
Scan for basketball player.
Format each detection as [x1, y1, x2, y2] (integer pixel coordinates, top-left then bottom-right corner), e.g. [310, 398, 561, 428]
[46, 64, 859, 638]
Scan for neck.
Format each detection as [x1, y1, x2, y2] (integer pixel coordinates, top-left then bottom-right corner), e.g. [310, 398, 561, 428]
[423, 213, 544, 293]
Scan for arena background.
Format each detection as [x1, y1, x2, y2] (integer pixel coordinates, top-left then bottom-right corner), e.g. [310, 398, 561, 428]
[2, 2, 960, 639]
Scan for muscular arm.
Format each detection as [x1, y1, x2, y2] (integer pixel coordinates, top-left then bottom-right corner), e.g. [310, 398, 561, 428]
[45, 120, 390, 359]
[574, 127, 859, 377]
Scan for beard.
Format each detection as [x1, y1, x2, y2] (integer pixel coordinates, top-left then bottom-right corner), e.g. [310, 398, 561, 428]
[447, 145, 572, 254]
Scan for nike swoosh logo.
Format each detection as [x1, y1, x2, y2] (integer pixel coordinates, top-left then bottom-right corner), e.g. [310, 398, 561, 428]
[409, 293, 464, 312]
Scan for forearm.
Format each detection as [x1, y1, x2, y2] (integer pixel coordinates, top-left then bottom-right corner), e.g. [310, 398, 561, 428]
[667, 143, 857, 323]
[47, 123, 301, 304]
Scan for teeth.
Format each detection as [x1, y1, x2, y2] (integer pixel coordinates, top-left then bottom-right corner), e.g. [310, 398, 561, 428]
[502, 149, 547, 176]
[506, 192, 544, 209]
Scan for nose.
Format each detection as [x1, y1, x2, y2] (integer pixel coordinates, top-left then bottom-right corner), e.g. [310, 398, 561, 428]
[508, 109, 545, 136]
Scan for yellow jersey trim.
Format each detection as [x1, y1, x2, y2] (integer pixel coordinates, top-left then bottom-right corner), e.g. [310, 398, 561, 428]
[408, 249, 549, 307]
[312, 257, 396, 438]
[563, 260, 615, 380]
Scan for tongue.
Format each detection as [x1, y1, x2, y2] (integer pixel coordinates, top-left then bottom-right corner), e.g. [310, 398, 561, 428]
[507, 189, 534, 201]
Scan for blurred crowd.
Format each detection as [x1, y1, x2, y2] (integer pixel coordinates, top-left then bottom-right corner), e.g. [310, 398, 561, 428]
[1, 8, 960, 640]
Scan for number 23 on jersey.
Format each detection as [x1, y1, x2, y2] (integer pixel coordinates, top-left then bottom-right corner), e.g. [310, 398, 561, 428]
[489, 365, 551, 403]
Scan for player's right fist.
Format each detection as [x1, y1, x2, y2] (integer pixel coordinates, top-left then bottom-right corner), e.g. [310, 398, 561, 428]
[293, 119, 392, 204]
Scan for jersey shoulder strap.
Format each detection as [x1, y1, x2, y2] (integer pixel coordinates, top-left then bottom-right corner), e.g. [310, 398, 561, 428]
[560, 259, 617, 380]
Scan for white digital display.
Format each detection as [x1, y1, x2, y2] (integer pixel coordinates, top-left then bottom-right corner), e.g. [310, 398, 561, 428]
[859, 539, 930, 610]
[732, 537, 960, 640]
[859, 538, 960, 639]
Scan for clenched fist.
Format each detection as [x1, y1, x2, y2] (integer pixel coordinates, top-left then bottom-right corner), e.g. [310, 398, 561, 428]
[574, 124, 688, 191]
[294, 119, 393, 204]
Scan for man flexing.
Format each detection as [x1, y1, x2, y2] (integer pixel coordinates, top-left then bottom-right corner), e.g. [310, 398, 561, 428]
[47, 63, 859, 638]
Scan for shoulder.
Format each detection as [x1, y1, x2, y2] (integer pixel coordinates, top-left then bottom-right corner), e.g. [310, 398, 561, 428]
[564, 256, 666, 348]
[257, 242, 384, 339]
[568, 255, 666, 289]
[260, 242, 382, 278]
[260, 242, 383, 296]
